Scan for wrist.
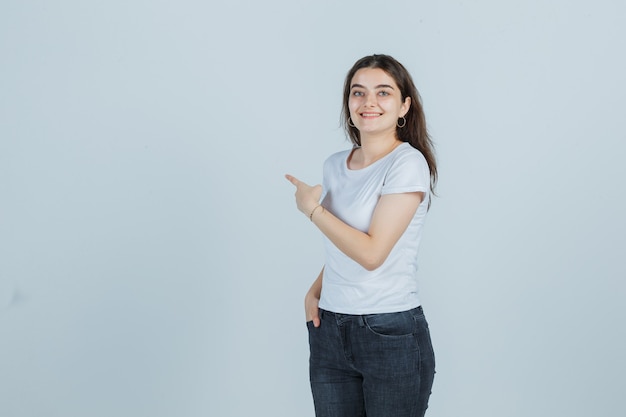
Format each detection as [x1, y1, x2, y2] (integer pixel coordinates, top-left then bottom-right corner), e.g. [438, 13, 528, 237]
[309, 204, 324, 221]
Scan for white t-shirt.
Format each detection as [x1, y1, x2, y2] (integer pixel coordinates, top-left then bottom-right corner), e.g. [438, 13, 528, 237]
[319, 142, 431, 315]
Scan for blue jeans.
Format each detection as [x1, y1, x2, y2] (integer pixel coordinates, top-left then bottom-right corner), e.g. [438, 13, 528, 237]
[307, 306, 435, 417]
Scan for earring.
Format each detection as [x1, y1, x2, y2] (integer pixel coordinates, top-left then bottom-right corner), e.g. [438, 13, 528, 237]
[397, 117, 407, 128]
[348, 117, 356, 128]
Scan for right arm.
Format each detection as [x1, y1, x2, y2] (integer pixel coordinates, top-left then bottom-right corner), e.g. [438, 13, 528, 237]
[305, 267, 324, 327]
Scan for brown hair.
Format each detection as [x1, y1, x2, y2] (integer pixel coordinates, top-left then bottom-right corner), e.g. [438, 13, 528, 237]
[341, 54, 437, 195]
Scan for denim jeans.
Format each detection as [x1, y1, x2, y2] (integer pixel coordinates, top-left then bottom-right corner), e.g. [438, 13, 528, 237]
[307, 306, 435, 417]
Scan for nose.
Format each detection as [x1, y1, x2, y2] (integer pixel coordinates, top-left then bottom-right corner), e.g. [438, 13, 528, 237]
[364, 91, 377, 107]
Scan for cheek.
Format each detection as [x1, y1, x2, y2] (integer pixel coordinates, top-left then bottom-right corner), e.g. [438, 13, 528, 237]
[348, 98, 361, 113]
[381, 98, 403, 112]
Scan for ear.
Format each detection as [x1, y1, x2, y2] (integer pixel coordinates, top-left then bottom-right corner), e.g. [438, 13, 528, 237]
[400, 96, 411, 117]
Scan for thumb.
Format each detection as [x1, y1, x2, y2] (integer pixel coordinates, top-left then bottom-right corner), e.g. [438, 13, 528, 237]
[313, 184, 323, 198]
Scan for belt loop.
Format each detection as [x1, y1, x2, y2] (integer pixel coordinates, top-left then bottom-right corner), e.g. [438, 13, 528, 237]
[358, 315, 365, 327]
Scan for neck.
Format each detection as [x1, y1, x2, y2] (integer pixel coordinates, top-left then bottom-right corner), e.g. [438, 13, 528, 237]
[358, 133, 401, 165]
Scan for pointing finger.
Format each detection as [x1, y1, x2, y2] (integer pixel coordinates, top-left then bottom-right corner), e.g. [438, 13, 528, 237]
[285, 174, 300, 186]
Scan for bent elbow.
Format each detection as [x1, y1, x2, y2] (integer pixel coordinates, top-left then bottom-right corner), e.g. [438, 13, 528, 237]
[362, 262, 381, 272]
[360, 254, 387, 271]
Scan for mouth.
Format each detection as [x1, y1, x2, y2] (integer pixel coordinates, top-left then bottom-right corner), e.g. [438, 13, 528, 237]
[360, 112, 382, 118]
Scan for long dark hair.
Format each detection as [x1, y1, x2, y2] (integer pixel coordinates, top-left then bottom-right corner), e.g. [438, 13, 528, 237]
[341, 54, 438, 195]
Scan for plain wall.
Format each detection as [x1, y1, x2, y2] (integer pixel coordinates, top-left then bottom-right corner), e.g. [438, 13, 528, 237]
[1, 1, 625, 416]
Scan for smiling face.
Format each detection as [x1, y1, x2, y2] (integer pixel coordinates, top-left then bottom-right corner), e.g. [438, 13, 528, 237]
[348, 67, 411, 140]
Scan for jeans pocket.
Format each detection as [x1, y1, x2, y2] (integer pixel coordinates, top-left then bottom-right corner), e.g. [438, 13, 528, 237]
[412, 311, 436, 368]
[363, 311, 415, 337]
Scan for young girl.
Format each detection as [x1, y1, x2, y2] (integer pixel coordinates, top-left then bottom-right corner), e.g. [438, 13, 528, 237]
[286, 54, 437, 417]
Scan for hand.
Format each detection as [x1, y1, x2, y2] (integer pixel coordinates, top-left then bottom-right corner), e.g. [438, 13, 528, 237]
[305, 290, 321, 328]
[285, 174, 323, 216]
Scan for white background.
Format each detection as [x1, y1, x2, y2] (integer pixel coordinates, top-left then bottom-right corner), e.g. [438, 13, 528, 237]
[1, 1, 625, 416]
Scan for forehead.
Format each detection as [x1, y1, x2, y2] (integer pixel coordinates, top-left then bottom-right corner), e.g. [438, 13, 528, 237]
[350, 67, 398, 88]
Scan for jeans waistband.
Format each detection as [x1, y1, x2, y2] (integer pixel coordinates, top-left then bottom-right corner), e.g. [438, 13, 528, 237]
[319, 305, 423, 322]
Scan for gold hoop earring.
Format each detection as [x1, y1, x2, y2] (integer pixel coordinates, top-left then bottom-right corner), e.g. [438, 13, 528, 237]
[397, 117, 407, 128]
[348, 117, 356, 128]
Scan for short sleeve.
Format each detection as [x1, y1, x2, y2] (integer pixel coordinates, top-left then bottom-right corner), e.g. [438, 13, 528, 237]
[320, 149, 349, 204]
[381, 148, 430, 195]
[321, 160, 329, 202]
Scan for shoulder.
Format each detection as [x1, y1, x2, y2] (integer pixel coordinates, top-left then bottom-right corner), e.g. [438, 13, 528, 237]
[323, 148, 353, 170]
[325, 148, 353, 163]
[394, 143, 427, 162]
[388, 143, 428, 171]
[381, 143, 430, 193]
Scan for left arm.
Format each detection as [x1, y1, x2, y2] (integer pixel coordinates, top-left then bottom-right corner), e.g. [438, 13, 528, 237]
[285, 174, 423, 271]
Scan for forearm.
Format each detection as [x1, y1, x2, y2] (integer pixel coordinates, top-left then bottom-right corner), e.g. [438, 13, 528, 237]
[311, 208, 380, 271]
[286, 173, 422, 271]
[305, 267, 324, 325]
[307, 267, 324, 299]
[309, 193, 422, 271]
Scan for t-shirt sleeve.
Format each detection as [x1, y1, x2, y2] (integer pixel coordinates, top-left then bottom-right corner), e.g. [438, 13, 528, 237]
[381, 149, 430, 195]
[320, 154, 334, 202]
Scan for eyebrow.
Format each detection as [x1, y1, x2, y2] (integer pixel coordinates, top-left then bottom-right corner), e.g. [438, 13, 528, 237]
[350, 83, 395, 90]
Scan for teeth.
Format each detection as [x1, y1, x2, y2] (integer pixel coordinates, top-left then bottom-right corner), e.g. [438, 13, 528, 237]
[362, 113, 380, 117]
